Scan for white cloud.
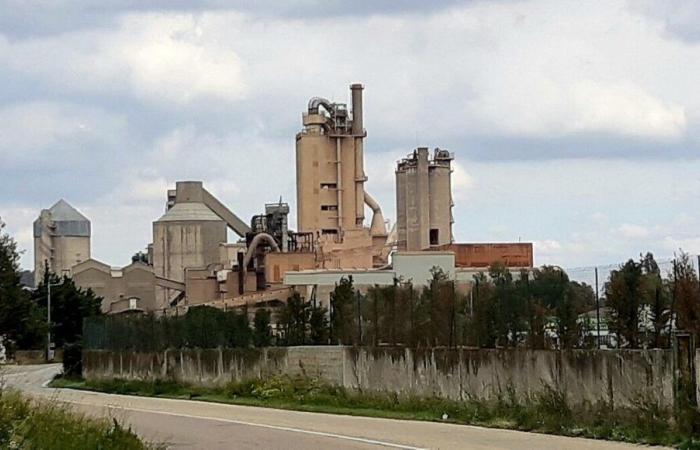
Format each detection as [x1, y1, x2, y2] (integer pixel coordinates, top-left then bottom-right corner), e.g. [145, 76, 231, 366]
[0, 102, 128, 166]
[569, 81, 685, 138]
[0, 14, 247, 105]
[452, 161, 475, 201]
[616, 223, 651, 239]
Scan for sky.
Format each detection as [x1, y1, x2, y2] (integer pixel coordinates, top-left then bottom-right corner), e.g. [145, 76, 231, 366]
[1, 0, 699, 280]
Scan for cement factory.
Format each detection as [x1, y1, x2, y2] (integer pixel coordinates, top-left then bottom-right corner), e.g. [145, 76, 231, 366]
[33, 84, 533, 316]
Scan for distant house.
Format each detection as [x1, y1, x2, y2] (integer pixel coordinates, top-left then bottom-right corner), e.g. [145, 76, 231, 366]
[578, 307, 616, 348]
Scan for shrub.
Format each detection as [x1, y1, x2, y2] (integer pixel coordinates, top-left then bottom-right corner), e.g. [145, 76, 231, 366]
[62, 342, 82, 378]
[0, 389, 157, 449]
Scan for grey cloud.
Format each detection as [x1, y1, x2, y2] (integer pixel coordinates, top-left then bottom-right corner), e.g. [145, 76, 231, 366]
[630, 0, 700, 43]
[0, 0, 466, 38]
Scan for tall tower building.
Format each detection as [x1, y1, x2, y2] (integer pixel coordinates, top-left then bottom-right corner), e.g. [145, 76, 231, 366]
[33, 199, 91, 285]
[395, 148, 454, 251]
[295, 84, 387, 268]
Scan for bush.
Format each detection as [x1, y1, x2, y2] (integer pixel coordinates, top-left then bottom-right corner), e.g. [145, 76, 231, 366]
[0, 389, 157, 449]
[62, 342, 82, 378]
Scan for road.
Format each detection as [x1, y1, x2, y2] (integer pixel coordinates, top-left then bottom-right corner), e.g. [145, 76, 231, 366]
[1, 364, 667, 450]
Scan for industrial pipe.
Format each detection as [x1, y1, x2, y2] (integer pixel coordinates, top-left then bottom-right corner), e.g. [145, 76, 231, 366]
[351, 83, 366, 225]
[243, 233, 280, 268]
[240, 232, 280, 294]
[308, 97, 334, 115]
[336, 137, 343, 232]
[364, 191, 386, 236]
[350, 84, 363, 135]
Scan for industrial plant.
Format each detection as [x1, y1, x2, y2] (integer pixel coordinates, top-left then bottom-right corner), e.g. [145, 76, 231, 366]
[33, 84, 533, 316]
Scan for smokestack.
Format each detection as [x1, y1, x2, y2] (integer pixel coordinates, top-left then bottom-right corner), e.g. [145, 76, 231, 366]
[350, 83, 363, 135]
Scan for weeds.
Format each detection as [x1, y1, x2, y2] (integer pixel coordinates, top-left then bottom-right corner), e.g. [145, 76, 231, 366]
[0, 388, 158, 449]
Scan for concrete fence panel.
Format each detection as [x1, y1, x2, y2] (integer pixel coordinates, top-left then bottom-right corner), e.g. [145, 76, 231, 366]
[83, 347, 686, 407]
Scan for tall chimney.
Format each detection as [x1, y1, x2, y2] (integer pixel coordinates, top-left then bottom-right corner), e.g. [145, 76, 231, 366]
[350, 83, 363, 135]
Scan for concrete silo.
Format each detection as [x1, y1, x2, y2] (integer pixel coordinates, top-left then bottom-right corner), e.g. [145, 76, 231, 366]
[152, 181, 250, 309]
[33, 199, 91, 285]
[395, 148, 454, 251]
[295, 84, 388, 268]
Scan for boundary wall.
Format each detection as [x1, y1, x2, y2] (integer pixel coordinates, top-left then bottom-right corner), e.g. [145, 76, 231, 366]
[83, 347, 685, 407]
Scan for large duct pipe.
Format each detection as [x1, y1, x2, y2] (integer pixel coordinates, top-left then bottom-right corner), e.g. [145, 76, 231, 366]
[243, 233, 280, 268]
[364, 191, 386, 236]
[308, 97, 334, 115]
[240, 232, 280, 294]
[350, 83, 363, 135]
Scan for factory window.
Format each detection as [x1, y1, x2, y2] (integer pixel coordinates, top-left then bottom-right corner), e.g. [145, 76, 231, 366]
[430, 229, 439, 246]
[321, 205, 338, 211]
[320, 183, 337, 190]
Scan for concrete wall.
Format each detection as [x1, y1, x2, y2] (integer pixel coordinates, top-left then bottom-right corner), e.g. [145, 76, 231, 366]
[84, 347, 682, 408]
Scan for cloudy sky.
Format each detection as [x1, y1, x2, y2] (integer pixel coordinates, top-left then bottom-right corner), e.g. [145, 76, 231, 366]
[1, 0, 699, 279]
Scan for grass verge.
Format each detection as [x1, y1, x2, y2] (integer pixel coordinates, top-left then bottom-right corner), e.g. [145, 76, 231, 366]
[0, 388, 161, 449]
[51, 375, 700, 449]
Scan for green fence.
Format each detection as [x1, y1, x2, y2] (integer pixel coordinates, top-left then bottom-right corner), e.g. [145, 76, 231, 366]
[83, 306, 251, 351]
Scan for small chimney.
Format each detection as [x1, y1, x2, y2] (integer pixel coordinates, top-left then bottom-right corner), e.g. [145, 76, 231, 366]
[350, 83, 363, 135]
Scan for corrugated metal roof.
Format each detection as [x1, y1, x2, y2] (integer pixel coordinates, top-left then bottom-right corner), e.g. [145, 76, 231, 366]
[48, 199, 90, 223]
[33, 199, 91, 237]
[156, 202, 223, 222]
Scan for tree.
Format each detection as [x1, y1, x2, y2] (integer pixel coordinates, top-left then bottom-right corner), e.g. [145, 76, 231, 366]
[530, 266, 574, 349]
[279, 293, 309, 346]
[330, 277, 356, 344]
[605, 259, 644, 348]
[32, 270, 102, 348]
[309, 304, 329, 345]
[253, 308, 272, 347]
[673, 251, 700, 341]
[0, 219, 45, 354]
[640, 252, 668, 348]
[469, 272, 498, 348]
[489, 263, 525, 347]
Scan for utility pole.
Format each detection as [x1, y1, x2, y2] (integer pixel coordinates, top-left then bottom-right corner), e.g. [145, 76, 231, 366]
[595, 267, 601, 349]
[47, 280, 62, 362]
[356, 290, 363, 346]
[668, 259, 677, 344]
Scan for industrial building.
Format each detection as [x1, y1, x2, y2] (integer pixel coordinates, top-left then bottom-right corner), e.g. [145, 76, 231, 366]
[35, 83, 533, 317]
[33, 199, 91, 285]
[296, 83, 390, 269]
[395, 147, 454, 251]
[71, 258, 157, 314]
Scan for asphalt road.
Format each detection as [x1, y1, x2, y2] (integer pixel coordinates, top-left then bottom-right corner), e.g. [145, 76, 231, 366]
[1, 364, 667, 450]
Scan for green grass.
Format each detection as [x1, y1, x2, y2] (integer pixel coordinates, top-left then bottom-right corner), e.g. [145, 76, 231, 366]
[51, 375, 700, 449]
[0, 388, 161, 449]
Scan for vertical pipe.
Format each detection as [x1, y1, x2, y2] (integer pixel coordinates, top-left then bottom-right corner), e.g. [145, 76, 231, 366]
[595, 267, 601, 349]
[351, 84, 365, 227]
[336, 137, 343, 234]
[47, 282, 51, 362]
[350, 83, 363, 134]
